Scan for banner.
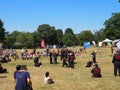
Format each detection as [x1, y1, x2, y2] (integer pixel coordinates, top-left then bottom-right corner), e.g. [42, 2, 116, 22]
[92, 41, 96, 46]
[40, 39, 45, 48]
[83, 42, 90, 49]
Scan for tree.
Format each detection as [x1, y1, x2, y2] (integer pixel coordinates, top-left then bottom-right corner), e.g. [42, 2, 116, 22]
[4, 31, 20, 48]
[77, 30, 95, 45]
[0, 19, 6, 42]
[56, 29, 63, 47]
[94, 28, 105, 43]
[65, 28, 74, 35]
[16, 32, 34, 48]
[37, 24, 58, 45]
[62, 28, 75, 46]
[103, 13, 120, 40]
[56, 29, 63, 41]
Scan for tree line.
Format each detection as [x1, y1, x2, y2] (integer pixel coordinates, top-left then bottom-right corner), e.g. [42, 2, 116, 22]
[0, 12, 120, 48]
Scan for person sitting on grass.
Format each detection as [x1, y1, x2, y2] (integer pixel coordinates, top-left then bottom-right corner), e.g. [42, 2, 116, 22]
[44, 71, 54, 84]
[0, 63, 7, 73]
[34, 55, 42, 67]
[91, 64, 102, 78]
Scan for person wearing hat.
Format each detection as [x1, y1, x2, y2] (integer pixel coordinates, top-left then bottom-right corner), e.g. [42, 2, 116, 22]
[91, 64, 102, 78]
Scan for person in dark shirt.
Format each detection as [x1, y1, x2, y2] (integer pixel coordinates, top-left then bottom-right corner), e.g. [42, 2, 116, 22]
[34, 55, 42, 67]
[91, 51, 96, 63]
[53, 52, 58, 64]
[112, 50, 120, 76]
[14, 65, 21, 80]
[0, 63, 7, 73]
[62, 56, 68, 67]
[14, 65, 33, 90]
[68, 51, 75, 68]
[49, 51, 53, 64]
[91, 64, 102, 78]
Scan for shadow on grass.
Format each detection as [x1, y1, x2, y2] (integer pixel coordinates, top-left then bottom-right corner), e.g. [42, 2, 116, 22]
[0, 76, 7, 78]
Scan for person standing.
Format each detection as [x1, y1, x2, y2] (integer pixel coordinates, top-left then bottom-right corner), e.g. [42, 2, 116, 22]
[111, 45, 114, 56]
[53, 51, 58, 64]
[14, 65, 33, 90]
[112, 50, 120, 76]
[68, 51, 75, 68]
[91, 51, 96, 63]
[49, 51, 53, 64]
[62, 56, 68, 67]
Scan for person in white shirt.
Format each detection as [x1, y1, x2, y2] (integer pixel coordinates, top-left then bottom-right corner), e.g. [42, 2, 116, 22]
[44, 72, 54, 84]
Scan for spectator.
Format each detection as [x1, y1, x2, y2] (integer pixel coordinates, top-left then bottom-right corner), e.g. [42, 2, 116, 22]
[112, 50, 120, 76]
[91, 51, 97, 63]
[49, 51, 53, 64]
[53, 52, 58, 64]
[0, 63, 7, 73]
[34, 55, 42, 67]
[91, 64, 102, 78]
[14, 65, 33, 90]
[14, 65, 21, 80]
[68, 51, 75, 68]
[62, 56, 68, 67]
[44, 72, 54, 84]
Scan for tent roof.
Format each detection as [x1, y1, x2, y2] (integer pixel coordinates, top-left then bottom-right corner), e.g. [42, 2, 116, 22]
[113, 39, 120, 43]
[102, 38, 112, 42]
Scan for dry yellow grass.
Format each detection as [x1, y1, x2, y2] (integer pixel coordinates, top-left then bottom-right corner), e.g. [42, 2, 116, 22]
[0, 46, 120, 90]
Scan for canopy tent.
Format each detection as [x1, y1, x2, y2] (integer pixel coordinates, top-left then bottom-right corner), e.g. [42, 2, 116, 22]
[102, 38, 113, 46]
[102, 38, 112, 42]
[112, 39, 120, 47]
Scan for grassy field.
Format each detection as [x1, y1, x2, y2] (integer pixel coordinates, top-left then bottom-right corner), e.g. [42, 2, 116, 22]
[0, 46, 120, 90]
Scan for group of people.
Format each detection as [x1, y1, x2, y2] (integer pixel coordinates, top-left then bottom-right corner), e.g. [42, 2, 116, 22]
[90, 48, 120, 78]
[49, 49, 76, 69]
[1, 45, 120, 89]
[85, 50, 102, 78]
[14, 64, 54, 90]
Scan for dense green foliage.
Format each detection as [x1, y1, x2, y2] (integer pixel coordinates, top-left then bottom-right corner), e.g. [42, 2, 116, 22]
[78, 30, 96, 45]
[1, 10, 120, 48]
[0, 19, 6, 42]
[104, 13, 120, 40]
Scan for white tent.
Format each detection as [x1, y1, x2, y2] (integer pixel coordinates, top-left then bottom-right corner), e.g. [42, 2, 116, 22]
[112, 39, 120, 46]
[102, 38, 112, 46]
[113, 39, 120, 43]
[102, 38, 112, 42]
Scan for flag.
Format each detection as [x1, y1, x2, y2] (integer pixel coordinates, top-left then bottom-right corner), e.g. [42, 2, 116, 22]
[40, 39, 45, 48]
[92, 41, 96, 46]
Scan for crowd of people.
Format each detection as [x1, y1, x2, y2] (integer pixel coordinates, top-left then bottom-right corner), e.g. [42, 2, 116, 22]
[49, 48, 76, 69]
[1, 43, 120, 89]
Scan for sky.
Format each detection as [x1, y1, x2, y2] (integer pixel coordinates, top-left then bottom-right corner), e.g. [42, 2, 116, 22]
[0, 0, 120, 34]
